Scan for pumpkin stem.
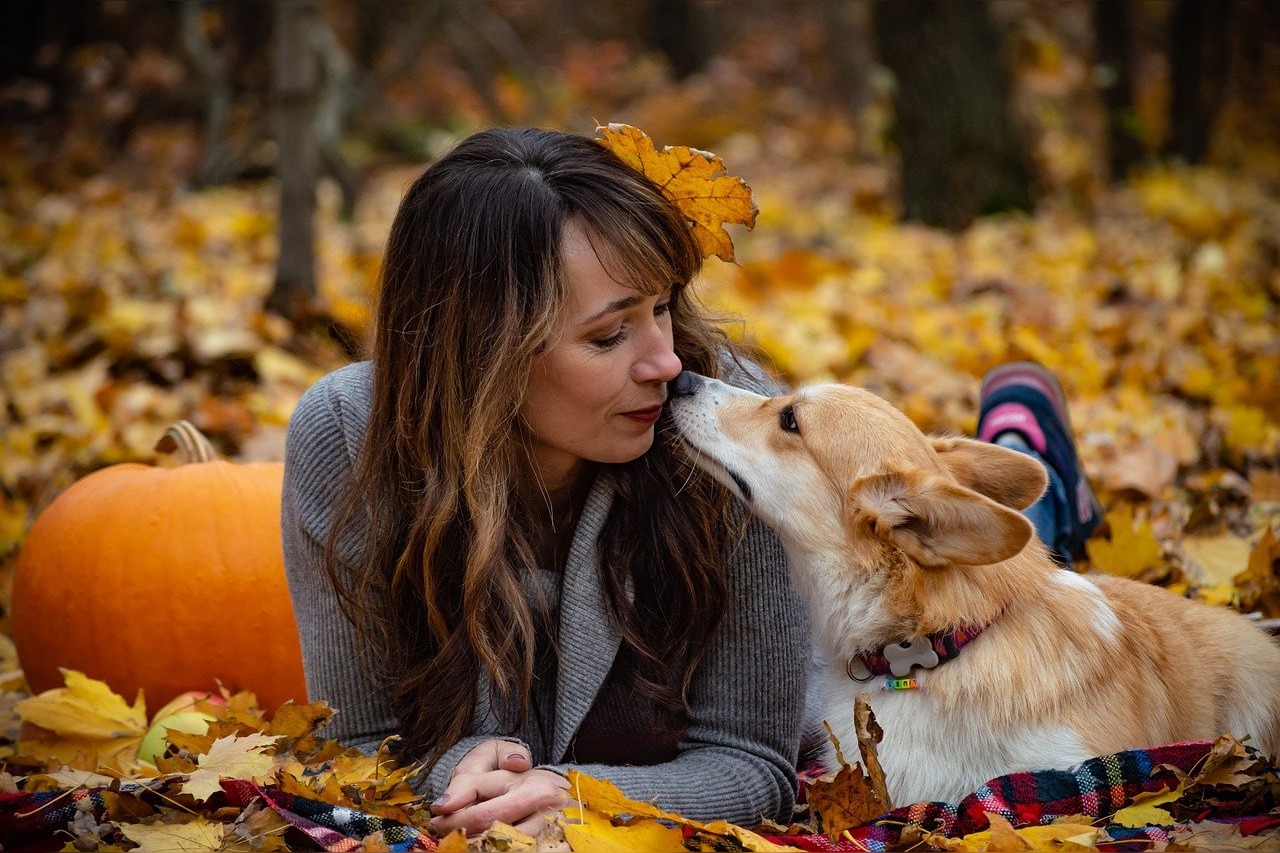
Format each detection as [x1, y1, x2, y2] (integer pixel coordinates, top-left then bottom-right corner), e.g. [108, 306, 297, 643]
[155, 421, 219, 464]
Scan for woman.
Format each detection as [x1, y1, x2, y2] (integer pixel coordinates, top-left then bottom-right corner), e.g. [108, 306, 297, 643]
[281, 127, 810, 836]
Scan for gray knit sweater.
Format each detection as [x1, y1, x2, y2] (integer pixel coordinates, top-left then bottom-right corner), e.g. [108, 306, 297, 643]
[281, 361, 810, 824]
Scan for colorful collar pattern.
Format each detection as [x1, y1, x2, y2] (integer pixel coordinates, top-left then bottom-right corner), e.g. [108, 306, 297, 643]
[846, 621, 991, 690]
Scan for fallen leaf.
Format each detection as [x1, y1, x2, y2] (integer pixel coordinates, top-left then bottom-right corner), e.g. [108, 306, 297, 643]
[853, 694, 892, 810]
[478, 821, 537, 851]
[1182, 532, 1254, 588]
[561, 807, 684, 852]
[566, 771, 800, 851]
[806, 765, 884, 838]
[436, 829, 468, 852]
[120, 818, 255, 852]
[1112, 802, 1175, 828]
[955, 814, 1103, 852]
[1095, 438, 1178, 499]
[180, 732, 281, 802]
[1250, 470, 1280, 502]
[596, 123, 757, 262]
[1087, 504, 1165, 579]
[16, 669, 146, 739]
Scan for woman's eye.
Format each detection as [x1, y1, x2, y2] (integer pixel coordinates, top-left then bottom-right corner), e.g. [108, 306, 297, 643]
[779, 406, 800, 433]
[655, 300, 672, 317]
[591, 329, 626, 350]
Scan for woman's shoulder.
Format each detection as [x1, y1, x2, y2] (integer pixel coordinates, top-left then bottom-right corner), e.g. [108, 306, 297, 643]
[287, 361, 374, 464]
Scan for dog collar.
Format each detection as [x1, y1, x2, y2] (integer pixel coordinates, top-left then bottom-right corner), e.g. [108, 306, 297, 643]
[846, 621, 991, 689]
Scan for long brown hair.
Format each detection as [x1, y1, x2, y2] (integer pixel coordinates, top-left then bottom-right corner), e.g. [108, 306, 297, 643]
[325, 127, 737, 765]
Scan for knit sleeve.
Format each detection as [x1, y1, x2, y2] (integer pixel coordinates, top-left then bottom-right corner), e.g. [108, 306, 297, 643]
[281, 364, 399, 755]
[544, 511, 810, 824]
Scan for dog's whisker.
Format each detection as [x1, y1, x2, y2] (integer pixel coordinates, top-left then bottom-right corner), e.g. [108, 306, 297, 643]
[674, 441, 701, 498]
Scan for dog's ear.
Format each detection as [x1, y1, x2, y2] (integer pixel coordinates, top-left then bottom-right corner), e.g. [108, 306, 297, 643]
[930, 437, 1048, 511]
[847, 469, 1034, 567]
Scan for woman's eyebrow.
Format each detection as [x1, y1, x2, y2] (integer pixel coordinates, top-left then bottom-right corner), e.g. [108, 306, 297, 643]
[581, 294, 644, 325]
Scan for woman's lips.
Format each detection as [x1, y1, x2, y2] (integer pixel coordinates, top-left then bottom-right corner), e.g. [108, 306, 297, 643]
[621, 404, 664, 425]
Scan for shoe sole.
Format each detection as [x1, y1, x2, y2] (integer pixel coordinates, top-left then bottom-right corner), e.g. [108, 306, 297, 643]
[980, 361, 1073, 433]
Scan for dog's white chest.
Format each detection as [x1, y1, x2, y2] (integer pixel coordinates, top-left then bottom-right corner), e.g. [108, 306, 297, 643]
[817, 668, 1094, 806]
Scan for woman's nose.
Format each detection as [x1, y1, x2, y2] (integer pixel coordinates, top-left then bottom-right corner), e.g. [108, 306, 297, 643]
[632, 331, 682, 385]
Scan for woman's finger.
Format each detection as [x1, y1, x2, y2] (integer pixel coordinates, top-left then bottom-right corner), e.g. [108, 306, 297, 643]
[430, 773, 568, 835]
[496, 746, 532, 772]
[431, 769, 518, 816]
[452, 739, 527, 777]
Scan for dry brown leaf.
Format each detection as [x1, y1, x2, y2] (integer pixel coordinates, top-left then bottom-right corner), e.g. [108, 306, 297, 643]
[985, 812, 1033, 851]
[1096, 438, 1179, 499]
[436, 829, 468, 852]
[119, 818, 254, 852]
[1250, 470, 1280, 502]
[596, 123, 757, 262]
[180, 732, 281, 802]
[262, 700, 335, 758]
[853, 693, 892, 810]
[1236, 526, 1280, 616]
[805, 762, 885, 838]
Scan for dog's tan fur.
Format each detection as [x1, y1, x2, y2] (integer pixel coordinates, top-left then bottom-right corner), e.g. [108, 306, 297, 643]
[671, 377, 1280, 804]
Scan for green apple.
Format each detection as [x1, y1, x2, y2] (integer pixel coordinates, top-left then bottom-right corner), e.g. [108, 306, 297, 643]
[137, 691, 226, 765]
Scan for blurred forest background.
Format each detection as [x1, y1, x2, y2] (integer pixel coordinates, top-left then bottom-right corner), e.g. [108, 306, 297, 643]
[2, 0, 1280, 645]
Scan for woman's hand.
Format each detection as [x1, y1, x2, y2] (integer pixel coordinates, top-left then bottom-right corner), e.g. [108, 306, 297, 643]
[429, 740, 571, 836]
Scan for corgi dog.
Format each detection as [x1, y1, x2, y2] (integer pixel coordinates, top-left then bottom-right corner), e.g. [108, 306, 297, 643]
[668, 372, 1280, 806]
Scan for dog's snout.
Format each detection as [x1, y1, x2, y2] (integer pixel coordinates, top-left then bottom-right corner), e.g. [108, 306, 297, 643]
[669, 370, 705, 398]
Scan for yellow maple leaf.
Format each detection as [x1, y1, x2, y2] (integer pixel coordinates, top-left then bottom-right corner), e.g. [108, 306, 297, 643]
[953, 813, 1103, 852]
[16, 669, 146, 739]
[1086, 504, 1165, 579]
[1112, 802, 1175, 828]
[120, 817, 255, 852]
[1182, 532, 1253, 588]
[566, 771, 799, 852]
[561, 807, 684, 852]
[180, 732, 281, 802]
[14, 670, 148, 773]
[596, 123, 757, 262]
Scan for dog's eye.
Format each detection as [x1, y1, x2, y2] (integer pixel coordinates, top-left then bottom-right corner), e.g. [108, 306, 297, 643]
[779, 405, 800, 434]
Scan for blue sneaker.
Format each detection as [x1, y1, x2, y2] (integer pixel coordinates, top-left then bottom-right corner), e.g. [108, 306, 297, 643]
[977, 362, 1103, 560]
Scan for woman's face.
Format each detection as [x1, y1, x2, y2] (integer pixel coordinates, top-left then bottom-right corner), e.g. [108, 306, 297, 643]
[520, 220, 683, 491]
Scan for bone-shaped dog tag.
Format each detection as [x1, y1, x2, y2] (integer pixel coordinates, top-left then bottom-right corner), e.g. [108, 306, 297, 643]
[884, 638, 939, 677]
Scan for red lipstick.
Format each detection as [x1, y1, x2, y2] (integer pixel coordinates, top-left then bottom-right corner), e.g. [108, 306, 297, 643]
[621, 404, 663, 425]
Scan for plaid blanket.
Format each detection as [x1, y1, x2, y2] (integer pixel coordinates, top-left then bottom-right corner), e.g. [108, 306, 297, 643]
[2, 740, 1275, 852]
[0, 779, 436, 852]
[769, 740, 1274, 852]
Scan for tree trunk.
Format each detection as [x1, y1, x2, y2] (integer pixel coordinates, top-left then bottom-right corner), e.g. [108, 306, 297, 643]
[268, 0, 321, 320]
[1166, 0, 1230, 164]
[647, 0, 714, 80]
[872, 0, 1033, 228]
[821, 0, 876, 158]
[1093, 0, 1142, 181]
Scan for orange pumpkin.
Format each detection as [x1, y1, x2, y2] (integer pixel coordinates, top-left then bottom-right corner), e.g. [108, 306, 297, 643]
[12, 422, 307, 712]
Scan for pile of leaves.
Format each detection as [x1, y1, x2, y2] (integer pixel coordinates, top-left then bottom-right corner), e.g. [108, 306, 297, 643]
[3, 673, 1278, 851]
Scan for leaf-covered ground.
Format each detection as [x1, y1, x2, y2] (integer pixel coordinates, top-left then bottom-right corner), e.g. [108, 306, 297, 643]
[2, 12, 1280, 848]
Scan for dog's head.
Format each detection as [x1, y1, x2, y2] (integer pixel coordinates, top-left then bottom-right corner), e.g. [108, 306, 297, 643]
[669, 372, 1048, 570]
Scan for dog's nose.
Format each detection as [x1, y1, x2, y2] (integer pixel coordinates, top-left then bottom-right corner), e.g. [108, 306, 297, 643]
[669, 371, 704, 398]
